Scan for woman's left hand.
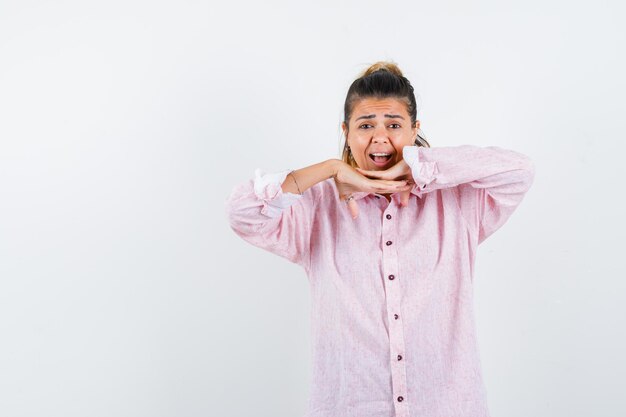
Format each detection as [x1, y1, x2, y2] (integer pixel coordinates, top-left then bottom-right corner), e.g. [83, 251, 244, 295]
[355, 159, 415, 207]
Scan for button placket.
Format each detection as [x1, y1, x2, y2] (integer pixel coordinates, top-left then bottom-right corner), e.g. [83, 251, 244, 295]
[381, 205, 411, 417]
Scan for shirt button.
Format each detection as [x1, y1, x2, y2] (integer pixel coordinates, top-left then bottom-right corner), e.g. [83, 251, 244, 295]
[386, 214, 392, 219]
[386, 240, 392, 246]
[388, 274, 395, 280]
[397, 396, 404, 402]
[394, 314, 399, 319]
[397, 354, 403, 361]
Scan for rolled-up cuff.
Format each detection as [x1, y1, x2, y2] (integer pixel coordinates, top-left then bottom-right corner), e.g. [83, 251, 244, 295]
[402, 145, 438, 189]
[253, 168, 303, 218]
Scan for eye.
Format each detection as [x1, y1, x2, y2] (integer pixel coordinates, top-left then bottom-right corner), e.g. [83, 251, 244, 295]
[390, 123, 401, 128]
[359, 123, 372, 129]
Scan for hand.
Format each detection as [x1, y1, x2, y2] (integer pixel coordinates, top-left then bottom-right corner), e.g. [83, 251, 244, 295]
[355, 158, 414, 208]
[333, 160, 413, 219]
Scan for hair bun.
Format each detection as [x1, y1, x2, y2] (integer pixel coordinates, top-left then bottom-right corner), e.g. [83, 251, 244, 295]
[360, 61, 404, 78]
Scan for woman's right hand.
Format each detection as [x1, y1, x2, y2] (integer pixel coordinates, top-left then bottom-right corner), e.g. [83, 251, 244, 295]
[332, 160, 413, 219]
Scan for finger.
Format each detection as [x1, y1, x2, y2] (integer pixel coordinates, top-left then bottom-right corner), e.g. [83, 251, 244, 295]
[371, 178, 408, 186]
[376, 183, 414, 195]
[356, 168, 383, 179]
[370, 179, 409, 191]
[400, 189, 411, 207]
[347, 198, 359, 219]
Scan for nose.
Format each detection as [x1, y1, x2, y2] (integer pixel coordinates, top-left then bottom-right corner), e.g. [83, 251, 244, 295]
[372, 125, 390, 143]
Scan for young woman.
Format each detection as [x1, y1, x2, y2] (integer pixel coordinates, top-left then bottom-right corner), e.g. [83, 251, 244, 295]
[225, 61, 535, 417]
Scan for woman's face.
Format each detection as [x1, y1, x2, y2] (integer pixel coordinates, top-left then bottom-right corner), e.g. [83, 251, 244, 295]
[342, 97, 419, 170]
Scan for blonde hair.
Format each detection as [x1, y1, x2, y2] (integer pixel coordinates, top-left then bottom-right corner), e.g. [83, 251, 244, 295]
[341, 61, 430, 168]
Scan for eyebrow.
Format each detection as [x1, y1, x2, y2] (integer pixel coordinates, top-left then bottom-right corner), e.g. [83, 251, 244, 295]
[355, 114, 405, 121]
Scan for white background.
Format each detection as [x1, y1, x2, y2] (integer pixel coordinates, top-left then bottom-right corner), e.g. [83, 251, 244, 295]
[1, 1, 625, 416]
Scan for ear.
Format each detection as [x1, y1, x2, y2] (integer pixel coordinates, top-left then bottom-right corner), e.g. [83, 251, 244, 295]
[342, 122, 350, 147]
[413, 120, 420, 138]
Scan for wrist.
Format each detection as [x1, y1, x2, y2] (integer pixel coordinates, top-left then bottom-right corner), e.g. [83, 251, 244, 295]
[325, 159, 342, 178]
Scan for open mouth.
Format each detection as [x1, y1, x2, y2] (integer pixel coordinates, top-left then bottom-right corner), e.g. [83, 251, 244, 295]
[369, 153, 393, 167]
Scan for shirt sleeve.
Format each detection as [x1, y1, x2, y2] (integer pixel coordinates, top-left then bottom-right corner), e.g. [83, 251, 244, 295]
[402, 144, 535, 245]
[224, 168, 318, 270]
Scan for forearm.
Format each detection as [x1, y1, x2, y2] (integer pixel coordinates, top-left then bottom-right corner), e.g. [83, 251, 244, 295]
[401, 144, 535, 244]
[402, 145, 534, 192]
[281, 159, 340, 195]
[226, 164, 323, 268]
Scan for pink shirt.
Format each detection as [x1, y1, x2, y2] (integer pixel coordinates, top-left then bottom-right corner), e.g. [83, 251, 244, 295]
[225, 144, 535, 417]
